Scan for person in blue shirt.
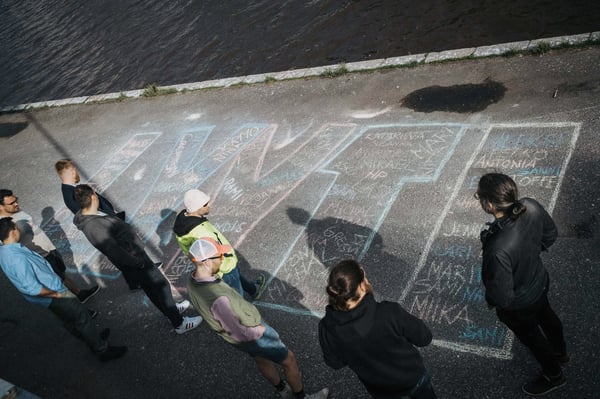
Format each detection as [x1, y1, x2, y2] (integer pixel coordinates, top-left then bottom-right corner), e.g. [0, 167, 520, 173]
[0, 217, 127, 362]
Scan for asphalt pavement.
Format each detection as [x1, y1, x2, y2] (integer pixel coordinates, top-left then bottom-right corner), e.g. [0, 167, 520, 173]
[0, 36, 599, 399]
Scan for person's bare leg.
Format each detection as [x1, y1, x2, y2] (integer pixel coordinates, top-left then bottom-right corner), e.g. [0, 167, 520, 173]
[254, 356, 281, 385]
[281, 350, 303, 393]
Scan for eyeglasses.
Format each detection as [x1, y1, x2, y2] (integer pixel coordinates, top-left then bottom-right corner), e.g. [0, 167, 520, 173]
[4, 197, 18, 206]
[203, 202, 210, 207]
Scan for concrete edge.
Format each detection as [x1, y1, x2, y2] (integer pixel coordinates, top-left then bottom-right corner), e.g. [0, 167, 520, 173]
[1, 31, 598, 113]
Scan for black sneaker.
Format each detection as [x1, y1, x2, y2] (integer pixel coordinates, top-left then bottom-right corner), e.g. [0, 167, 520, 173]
[78, 285, 100, 303]
[252, 275, 267, 301]
[98, 346, 128, 362]
[522, 373, 566, 396]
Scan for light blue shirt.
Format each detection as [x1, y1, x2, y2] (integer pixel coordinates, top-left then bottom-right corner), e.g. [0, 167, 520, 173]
[0, 242, 67, 307]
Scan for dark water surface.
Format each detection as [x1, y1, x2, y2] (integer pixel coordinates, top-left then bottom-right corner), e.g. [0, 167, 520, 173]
[1, 0, 599, 106]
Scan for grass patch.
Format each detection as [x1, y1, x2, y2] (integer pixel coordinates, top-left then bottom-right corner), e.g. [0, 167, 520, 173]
[320, 63, 349, 78]
[530, 41, 551, 55]
[142, 83, 178, 97]
[502, 48, 521, 57]
[264, 75, 277, 83]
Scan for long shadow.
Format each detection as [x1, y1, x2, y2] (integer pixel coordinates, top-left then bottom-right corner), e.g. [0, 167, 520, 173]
[40, 206, 75, 268]
[287, 206, 413, 303]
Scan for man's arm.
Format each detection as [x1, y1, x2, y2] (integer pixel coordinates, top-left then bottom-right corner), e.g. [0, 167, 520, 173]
[482, 251, 515, 309]
[211, 296, 264, 342]
[85, 218, 144, 267]
[318, 320, 346, 369]
[540, 204, 558, 251]
[61, 184, 80, 214]
[392, 304, 433, 347]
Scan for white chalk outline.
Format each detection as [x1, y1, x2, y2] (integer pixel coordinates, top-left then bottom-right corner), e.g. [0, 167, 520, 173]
[399, 121, 581, 359]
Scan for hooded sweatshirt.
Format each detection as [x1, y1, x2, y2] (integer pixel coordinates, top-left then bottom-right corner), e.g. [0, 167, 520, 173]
[73, 211, 146, 269]
[172, 210, 236, 275]
[319, 294, 432, 396]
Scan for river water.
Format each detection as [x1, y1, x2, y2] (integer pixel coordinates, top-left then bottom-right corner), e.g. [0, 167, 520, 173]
[1, 0, 598, 106]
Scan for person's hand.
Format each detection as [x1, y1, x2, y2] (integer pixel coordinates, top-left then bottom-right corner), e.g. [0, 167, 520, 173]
[58, 290, 77, 299]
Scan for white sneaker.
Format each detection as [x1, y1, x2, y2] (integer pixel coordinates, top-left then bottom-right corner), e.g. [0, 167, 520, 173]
[278, 381, 293, 399]
[176, 300, 191, 314]
[174, 316, 202, 334]
[305, 388, 329, 399]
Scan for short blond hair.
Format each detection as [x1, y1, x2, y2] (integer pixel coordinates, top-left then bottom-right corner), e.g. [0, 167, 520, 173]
[55, 159, 75, 175]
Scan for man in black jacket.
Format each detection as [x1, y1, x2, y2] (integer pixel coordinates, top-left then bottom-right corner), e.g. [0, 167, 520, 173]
[476, 173, 567, 396]
[55, 159, 125, 220]
[73, 184, 202, 335]
[319, 259, 436, 399]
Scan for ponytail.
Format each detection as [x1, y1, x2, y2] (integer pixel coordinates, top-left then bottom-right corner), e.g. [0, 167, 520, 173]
[326, 260, 365, 311]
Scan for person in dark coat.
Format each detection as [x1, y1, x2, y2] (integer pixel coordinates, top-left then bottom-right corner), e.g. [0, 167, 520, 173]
[72, 184, 202, 335]
[476, 172, 567, 396]
[319, 259, 436, 399]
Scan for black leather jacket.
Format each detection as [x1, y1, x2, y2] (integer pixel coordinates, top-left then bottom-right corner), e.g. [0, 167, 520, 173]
[480, 198, 557, 310]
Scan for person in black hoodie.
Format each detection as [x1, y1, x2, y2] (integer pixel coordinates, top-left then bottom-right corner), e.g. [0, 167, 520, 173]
[319, 259, 436, 399]
[72, 184, 202, 335]
[476, 173, 567, 396]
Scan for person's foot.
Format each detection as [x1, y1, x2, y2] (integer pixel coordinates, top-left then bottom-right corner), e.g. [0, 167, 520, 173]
[305, 388, 329, 399]
[97, 346, 128, 362]
[522, 373, 566, 396]
[252, 275, 267, 301]
[78, 285, 100, 303]
[277, 381, 293, 399]
[174, 316, 202, 334]
[176, 300, 191, 314]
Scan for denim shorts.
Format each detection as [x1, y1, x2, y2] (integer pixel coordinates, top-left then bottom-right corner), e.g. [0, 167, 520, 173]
[237, 320, 288, 364]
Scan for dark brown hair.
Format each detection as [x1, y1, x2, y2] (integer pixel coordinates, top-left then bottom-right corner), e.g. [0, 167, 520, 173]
[326, 259, 365, 311]
[477, 173, 526, 219]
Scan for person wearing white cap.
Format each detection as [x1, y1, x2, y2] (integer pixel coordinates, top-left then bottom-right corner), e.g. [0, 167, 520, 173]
[72, 184, 202, 335]
[187, 237, 329, 399]
[173, 189, 265, 299]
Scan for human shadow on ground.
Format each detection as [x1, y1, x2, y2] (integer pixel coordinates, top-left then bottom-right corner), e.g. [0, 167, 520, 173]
[287, 206, 414, 303]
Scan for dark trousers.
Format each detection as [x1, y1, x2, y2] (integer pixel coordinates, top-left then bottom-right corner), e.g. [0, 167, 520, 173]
[125, 265, 183, 328]
[45, 250, 67, 279]
[48, 296, 107, 353]
[496, 290, 566, 376]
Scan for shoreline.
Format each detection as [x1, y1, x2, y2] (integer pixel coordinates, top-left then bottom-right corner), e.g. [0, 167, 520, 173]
[2, 31, 598, 113]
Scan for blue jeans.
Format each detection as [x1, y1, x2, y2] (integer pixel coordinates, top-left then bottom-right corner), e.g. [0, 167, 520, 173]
[48, 296, 107, 353]
[237, 320, 289, 364]
[222, 267, 257, 297]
